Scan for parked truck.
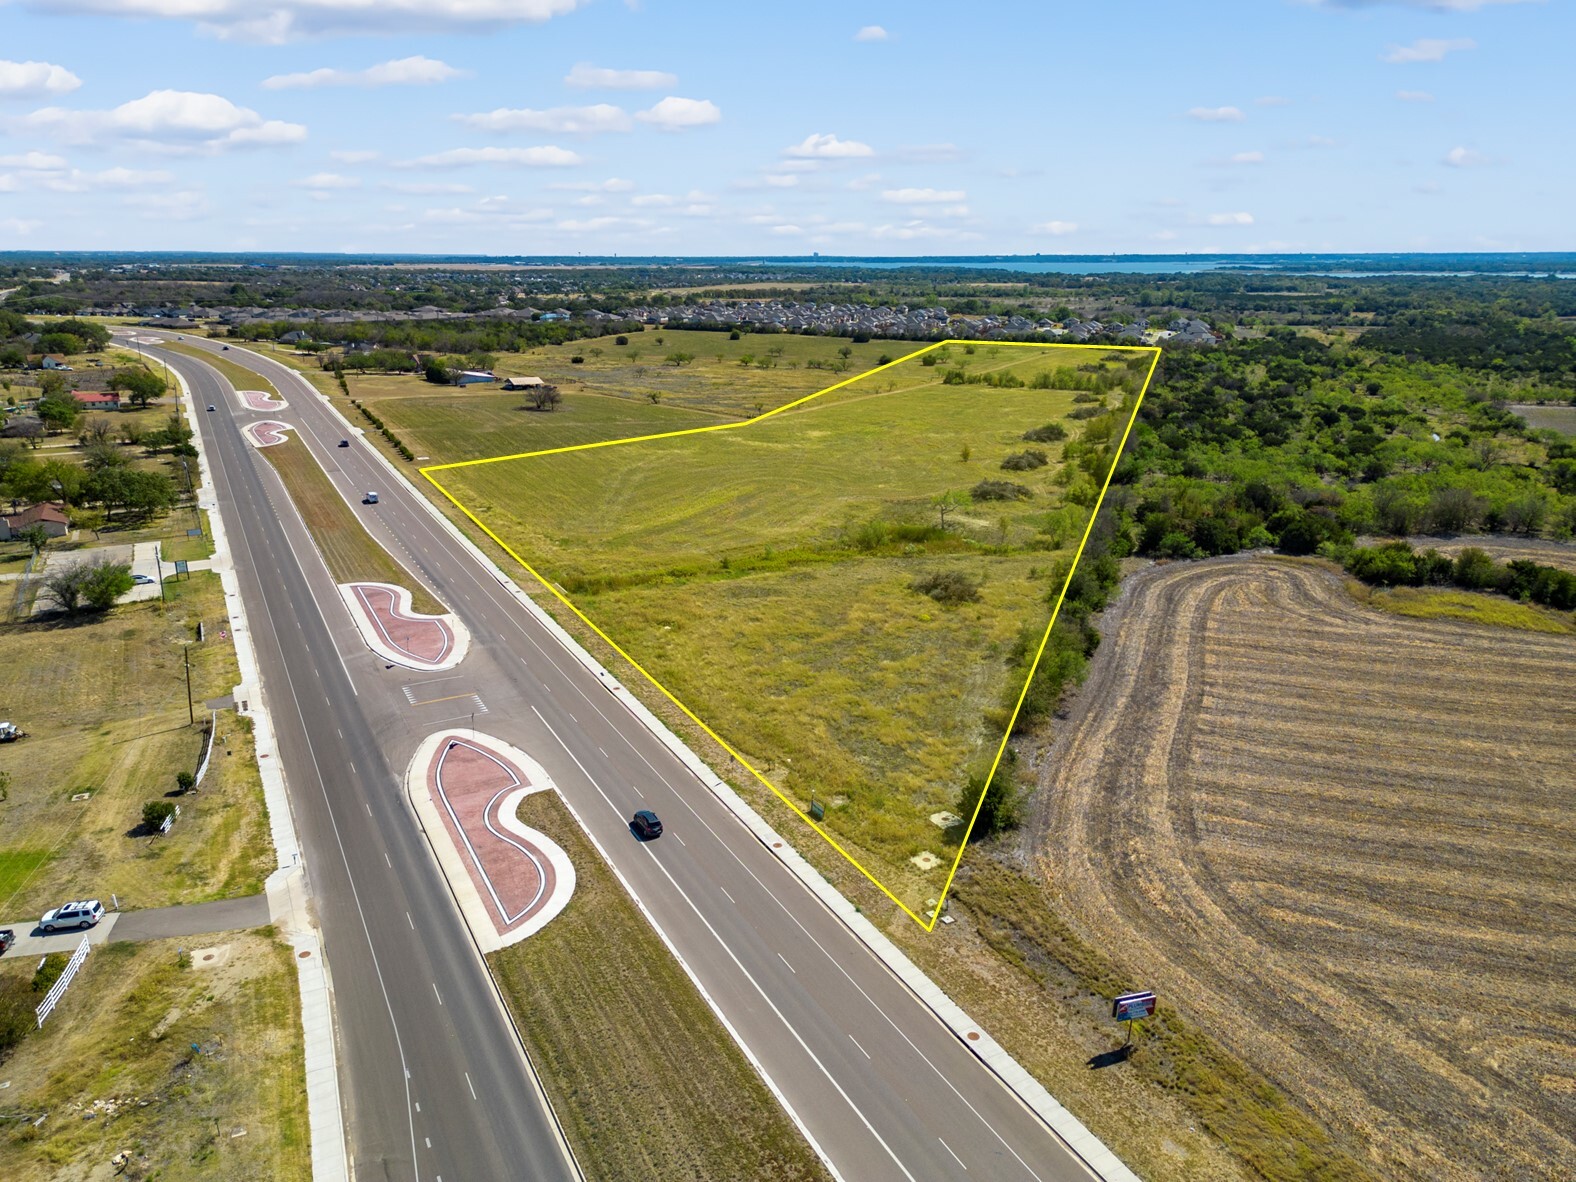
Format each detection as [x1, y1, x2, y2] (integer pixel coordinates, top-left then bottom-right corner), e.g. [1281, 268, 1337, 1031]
[0, 721, 27, 742]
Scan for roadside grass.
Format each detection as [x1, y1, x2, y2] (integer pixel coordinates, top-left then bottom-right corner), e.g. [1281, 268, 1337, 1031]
[156, 340, 282, 404]
[0, 930, 309, 1182]
[489, 790, 830, 1182]
[257, 436, 444, 616]
[0, 572, 273, 919]
[1350, 582, 1576, 632]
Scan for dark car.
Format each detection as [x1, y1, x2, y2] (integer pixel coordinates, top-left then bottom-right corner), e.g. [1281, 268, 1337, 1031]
[338, 439, 350, 447]
[221, 345, 230, 351]
[0, 928, 13, 956]
[631, 809, 663, 840]
[207, 404, 216, 411]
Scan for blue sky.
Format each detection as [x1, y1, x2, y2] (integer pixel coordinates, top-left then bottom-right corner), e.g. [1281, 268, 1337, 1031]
[0, 0, 1564, 255]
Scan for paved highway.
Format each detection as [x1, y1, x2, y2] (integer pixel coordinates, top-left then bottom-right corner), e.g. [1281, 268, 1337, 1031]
[152, 335, 1108, 1182]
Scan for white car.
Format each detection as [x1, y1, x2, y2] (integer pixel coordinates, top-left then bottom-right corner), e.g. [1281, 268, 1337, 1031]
[40, 899, 105, 932]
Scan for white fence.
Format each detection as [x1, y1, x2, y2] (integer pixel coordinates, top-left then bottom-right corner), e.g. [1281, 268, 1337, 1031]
[35, 934, 91, 1028]
[159, 803, 182, 835]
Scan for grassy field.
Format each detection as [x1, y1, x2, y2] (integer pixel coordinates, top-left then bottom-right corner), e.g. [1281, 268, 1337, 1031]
[1351, 582, 1576, 632]
[1509, 402, 1576, 434]
[426, 345, 1145, 915]
[0, 572, 274, 918]
[0, 930, 309, 1181]
[490, 790, 829, 1182]
[157, 341, 282, 404]
[1028, 556, 1576, 1180]
[257, 437, 444, 616]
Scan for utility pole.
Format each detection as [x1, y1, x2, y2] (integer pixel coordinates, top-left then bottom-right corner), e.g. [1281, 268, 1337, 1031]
[183, 645, 194, 725]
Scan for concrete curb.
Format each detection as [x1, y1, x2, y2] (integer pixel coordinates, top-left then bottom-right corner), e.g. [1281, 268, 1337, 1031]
[338, 581, 470, 672]
[401, 730, 575, 954]
[325, 380, 1140, 1182]
[164, 353, 350, 1182]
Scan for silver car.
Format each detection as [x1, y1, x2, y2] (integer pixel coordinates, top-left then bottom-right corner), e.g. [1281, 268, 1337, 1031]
[40, 899, 105, 932]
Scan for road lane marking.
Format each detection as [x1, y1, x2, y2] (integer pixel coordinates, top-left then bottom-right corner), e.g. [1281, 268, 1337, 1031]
[939, 1138, 967, 1171]
[433, 983, 443, 1006]
[779, 952, 795, 974]
[533, 705, 919, 1182]
[384, 852, 392, 867]
[850, 1035, 870, 1059]
[407, 912, 414, 929]
[465, 1072, 477, 1100]
[720, 886, 735, 904]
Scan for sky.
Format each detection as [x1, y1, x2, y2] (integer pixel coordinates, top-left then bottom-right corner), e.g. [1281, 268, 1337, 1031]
[0, 0, 1566, 255]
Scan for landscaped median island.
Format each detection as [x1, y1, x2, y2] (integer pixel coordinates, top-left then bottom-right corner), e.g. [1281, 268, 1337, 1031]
[154, 339, 284, 407]
[489, 790, 829, 1182]
[0, 930, 310, 1181]
[424, 342, 1155, 921]
[254, 434, 445, 617]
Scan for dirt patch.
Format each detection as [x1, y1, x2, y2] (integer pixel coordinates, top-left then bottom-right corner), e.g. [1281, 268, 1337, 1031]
[1026, 556, 1576, 1181]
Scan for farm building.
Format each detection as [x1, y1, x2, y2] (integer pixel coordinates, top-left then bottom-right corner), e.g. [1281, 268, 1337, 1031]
[502, 376, 550, 391]
[456, 370, 497, 386]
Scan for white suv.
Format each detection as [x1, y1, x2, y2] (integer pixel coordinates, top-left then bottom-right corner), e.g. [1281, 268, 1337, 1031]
[40, 899, 105, 932]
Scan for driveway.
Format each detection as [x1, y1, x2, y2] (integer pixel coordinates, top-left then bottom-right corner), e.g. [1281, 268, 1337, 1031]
[0, 894, 270, 962]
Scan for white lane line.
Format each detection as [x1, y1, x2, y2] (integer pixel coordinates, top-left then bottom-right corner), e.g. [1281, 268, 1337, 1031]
[465, 1072, 477, 1101]
[599, 747, 607, 757]
[384, 852, 392, 867]
[719, 886, 735, 904]
[939, 1138, 967, 1171]
[425, 1137, 432, 1149]
[533, 706, 919, 1182]
[407, 912, 415, 929]
[366, 803, 372, 816]
[779, 952, 795, 974]
[674, 835, 686, 847]
[433, 983, 443, 1006]
[850, 1035, 871, 1059]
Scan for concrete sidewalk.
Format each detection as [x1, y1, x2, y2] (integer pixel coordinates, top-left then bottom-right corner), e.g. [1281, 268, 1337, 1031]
[0, 894, 269, 962]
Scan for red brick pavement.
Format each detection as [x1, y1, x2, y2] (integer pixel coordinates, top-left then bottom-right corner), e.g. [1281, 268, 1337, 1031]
[350, 583, 454, 665]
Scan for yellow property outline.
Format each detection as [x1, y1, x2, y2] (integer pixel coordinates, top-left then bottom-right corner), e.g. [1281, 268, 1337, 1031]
[421, 340, 1161, 930]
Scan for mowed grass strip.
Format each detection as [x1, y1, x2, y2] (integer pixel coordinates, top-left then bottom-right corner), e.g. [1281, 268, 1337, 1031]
[0, 573, 274, 918]
[258, 436, 444, 616]
[157, 340, 282, 404]
[490, 791, 830, 1182]
[0, 931, 309, 1182]
[1352, 582, 1576, 632]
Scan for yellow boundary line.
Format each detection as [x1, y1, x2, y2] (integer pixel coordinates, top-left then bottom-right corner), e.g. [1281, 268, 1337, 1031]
[420, 340, 1161, 931]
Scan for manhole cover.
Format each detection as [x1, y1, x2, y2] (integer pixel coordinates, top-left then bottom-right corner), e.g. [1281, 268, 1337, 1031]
[967, 1031, 980, 1041]
[297, 950, 311, 959]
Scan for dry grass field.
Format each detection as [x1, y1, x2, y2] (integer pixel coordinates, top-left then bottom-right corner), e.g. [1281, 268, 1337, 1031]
[1028, 555, 1576, 1180]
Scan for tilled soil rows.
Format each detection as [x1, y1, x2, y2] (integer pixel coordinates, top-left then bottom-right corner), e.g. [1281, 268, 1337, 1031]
[1029, 554, 1576, 1181]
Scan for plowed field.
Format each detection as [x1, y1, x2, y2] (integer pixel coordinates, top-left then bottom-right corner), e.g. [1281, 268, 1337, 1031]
[1029, 556, 1576, 1180]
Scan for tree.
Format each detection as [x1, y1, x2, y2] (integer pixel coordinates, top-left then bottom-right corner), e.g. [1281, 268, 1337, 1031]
[526, 386, 562, 412]
[16, 523, 51, 557]
[35, 394, 79, 435]
[423, 359, 456, 385]
[79, 415, 115, 445]
[933, 489, 969, 529]
[142, 799, 177, 832]
[81, 438, 126, 472]
[80, 559, 134, 610]
[959, 750, 1020, 838]
[38, 332, 83, 356]
[176, 771, 195, 794]
[108, 367, 166, 408]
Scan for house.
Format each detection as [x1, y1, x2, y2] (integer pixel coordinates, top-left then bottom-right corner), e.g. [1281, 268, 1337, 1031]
[0, 501, 70, 542]
[502, 376, 549, 391]
[72, 390, 122, 410]
[455, 370, 496, 386]
[40, 355, 72, 371]
[278, 330, 311, 345]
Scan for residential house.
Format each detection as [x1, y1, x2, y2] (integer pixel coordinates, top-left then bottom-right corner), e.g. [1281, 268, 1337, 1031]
[39, 355, 72, 371]
[0, 501, 70, 542]
[72, 390, 122, 410]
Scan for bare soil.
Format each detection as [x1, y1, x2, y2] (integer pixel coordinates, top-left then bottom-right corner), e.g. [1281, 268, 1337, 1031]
[1024, 554, 1576, 1181]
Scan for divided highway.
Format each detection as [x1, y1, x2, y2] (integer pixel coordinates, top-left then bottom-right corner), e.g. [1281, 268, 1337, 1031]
[153, 335, 1107, 1182]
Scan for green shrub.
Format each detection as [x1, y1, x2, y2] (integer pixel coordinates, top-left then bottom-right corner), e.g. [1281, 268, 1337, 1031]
[142, 799, 177, 831]
[910, 570, 982, 605]
[1023, 423, 1067, 443]
[1000, 449, 1049, 472]
[971, 480, 1032, 502]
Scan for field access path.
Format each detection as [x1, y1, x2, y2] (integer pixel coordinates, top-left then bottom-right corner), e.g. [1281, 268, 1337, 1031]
[148, 334, 1124, 1182]
[1027, 555, 1576, 1181]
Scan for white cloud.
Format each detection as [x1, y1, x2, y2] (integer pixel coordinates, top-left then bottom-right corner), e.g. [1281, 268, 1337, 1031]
[869, 220, 979, 242]
[421, 199, 554, 226]
[1305, 0, 1530, 10]
[564, 63, 677, 90]
[770, 224, 804, 236]
[1187, 106, 1245, 122]
[404, 146, 583, 168]
[1443, 145, 1488, 167]
[263, 56, 464, 90]
[1206, 211, 1255, 225]
[331, 149, 379, 163]
[1254, 96, 1291, 107]
[0, 60, 82, 100]
[1395, 90, 1435, 102]
[1383, 38, 1475, 64]
[1, 217, 43, 235]
[1228, 150, 1265, 165]
[549, 177, 635, 192]
[853, 25, 888, 41]
[635, 96, 720, 130]
[631, 193, 676, 207]
[14, 90, 305, 152]
[848, 172, 882, 190]
[294, 172, 359, 189]
[890, 142, 962, 163]
[1033, 220, 1079, 236]
[454, 104, 630, 135]
[0, 150, 68, 170]
[35, 0, 588, 44]
[881, 187, 965, 204]
[124, 189, 210, 221]
[383, 181, 473, 194]
[763, 173, 799, 188]
[784, 132, 874, 159]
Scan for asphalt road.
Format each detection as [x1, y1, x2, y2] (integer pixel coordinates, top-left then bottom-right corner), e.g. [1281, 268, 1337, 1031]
[158, 345, 579, 1182]
[152, 336, 1108, 1182]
